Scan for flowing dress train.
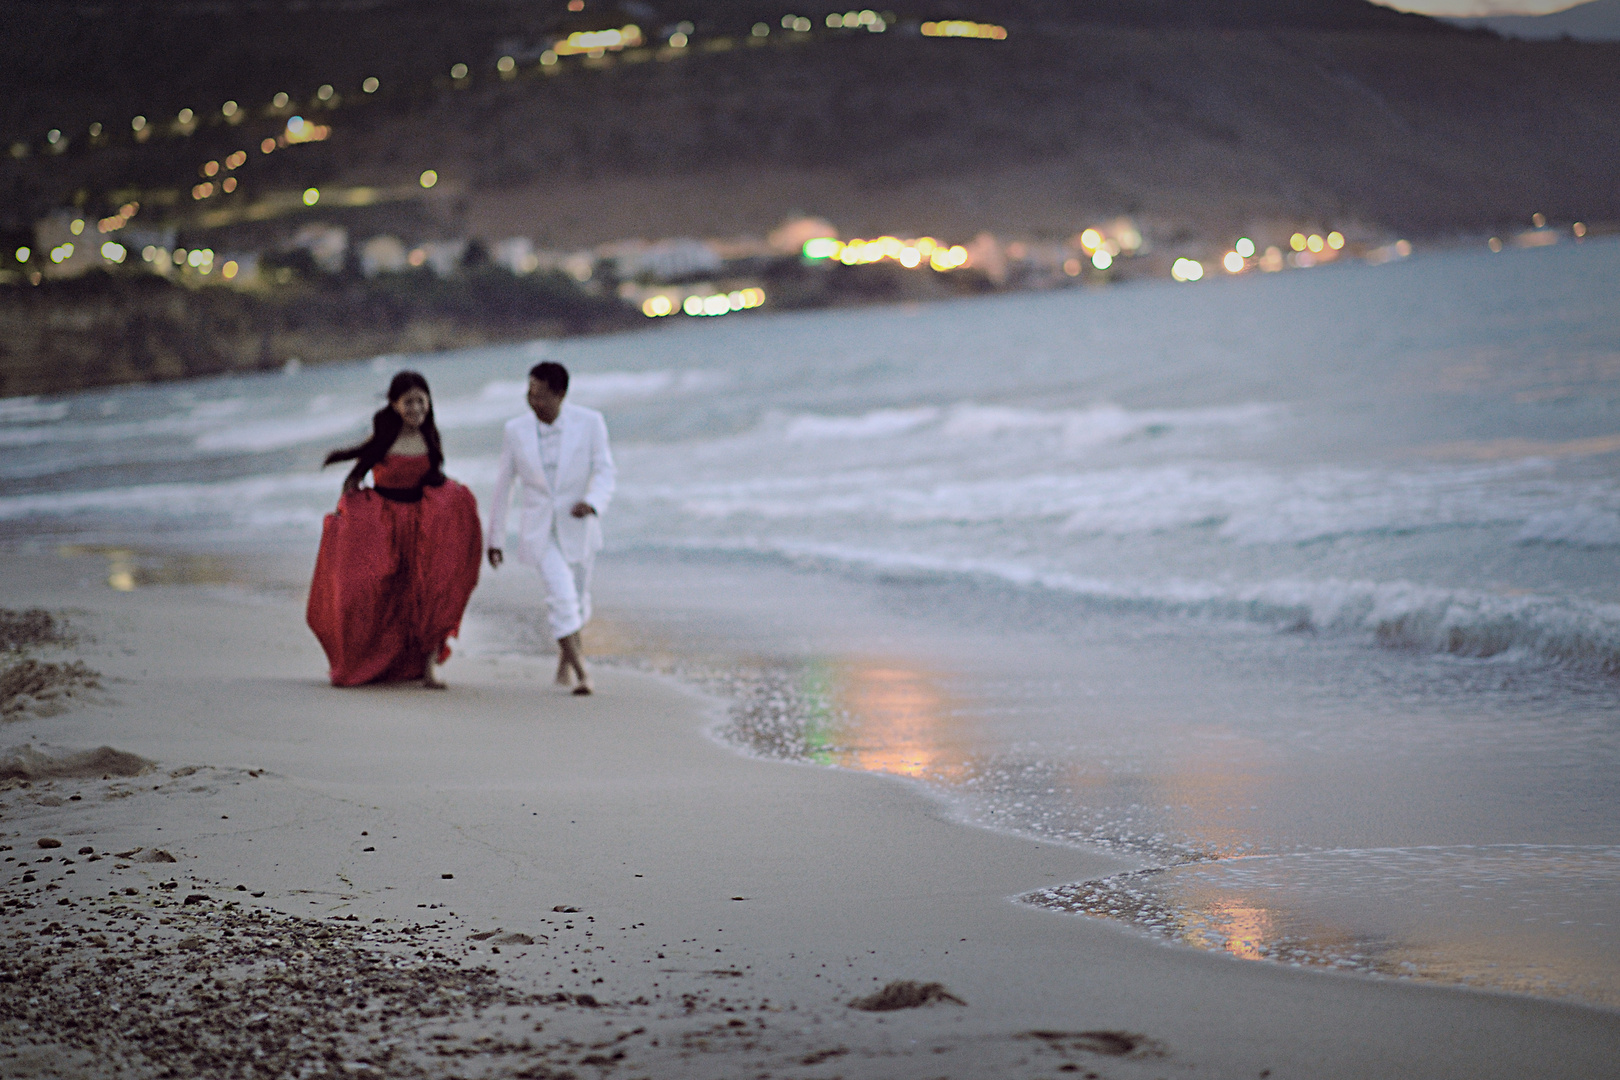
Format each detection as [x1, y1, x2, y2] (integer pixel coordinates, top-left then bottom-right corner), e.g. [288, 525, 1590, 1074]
[306, 455, 482, 685]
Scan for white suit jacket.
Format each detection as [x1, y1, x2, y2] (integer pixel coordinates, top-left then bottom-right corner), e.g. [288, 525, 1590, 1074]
[487, 402, 616, 565]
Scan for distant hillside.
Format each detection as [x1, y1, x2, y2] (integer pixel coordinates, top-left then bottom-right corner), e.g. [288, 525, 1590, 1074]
[1, 0, 1616, 250]
[1446, 0, 1620, 41]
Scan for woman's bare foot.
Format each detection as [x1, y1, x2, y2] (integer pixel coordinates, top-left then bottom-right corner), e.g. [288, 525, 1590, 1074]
[422, 655, 447, 689]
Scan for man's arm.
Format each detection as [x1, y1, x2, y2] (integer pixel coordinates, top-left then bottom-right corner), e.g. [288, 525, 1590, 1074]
[579, 412, 616, 517]
[487, 426, 517, 567]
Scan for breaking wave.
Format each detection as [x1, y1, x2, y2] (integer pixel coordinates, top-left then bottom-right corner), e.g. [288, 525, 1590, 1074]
[661, 538, 1620, 676]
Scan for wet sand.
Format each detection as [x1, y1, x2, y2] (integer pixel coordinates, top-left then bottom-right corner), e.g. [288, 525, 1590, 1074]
[2, 548, 1617, 1079]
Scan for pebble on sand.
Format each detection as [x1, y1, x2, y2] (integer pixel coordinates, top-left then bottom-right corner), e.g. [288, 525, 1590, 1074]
[36, 838, 62, 849]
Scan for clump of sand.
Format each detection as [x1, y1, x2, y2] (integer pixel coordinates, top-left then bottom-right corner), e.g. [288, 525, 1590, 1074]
[848, 980, 966, 1011]
[0, 608, 99, 717]
[0, 744, 151, 783]
[0, 609, 68, 651]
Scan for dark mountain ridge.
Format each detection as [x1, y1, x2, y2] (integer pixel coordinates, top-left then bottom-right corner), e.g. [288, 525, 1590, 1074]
[1, 0, 1614, 245]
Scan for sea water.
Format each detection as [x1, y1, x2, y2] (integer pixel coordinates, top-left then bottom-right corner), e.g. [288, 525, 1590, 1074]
[3, 238, 1617, 1008]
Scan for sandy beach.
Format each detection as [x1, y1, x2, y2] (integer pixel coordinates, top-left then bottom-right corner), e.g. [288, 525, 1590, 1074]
[2, 545, 1617, 1080]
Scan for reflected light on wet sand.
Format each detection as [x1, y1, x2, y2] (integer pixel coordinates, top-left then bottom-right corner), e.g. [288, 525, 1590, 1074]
[829, 663, 965, 781]
[1188, 902, 1276, 962]
[57, 545, 238, 591]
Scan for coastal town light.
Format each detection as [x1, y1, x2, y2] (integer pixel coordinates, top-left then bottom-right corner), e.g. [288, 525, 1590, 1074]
[921, 20, 1007, 39]
[1171, 258, 1204, 282]
[363, 77, 380, 93]
[15, 247, 29, 262]
[1327, 231, 1345, 250]
[1091, 250, 1112, 271]
[1235, 237, 1255, 258]
[302, 187, 320, 206]
[676, 287, 765, 317]
[101, 241, 126, 263]
[1223, 251, 1244, 273]
[554, 25, 642, 56]
[420, 170, 438, 188]
[802, 237, 841, 259]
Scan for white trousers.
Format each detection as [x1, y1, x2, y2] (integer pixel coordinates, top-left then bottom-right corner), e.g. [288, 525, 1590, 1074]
[538, 537, 593, 640]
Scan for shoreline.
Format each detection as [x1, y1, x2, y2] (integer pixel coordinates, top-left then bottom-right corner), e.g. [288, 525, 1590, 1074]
[3, 546, 1618, 1079]
[10, 235, 1614, 402]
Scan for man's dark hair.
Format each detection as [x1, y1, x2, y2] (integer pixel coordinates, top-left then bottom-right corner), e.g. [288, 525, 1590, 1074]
[529, 361, 569, 395]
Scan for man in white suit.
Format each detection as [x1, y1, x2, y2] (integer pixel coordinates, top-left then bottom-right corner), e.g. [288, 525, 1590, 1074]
[486, 362, 616, 694]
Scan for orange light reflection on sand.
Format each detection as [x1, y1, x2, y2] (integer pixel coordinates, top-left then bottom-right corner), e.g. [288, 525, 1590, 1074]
[1204, 903, 1275, 961]
[832, 663, 965, 782]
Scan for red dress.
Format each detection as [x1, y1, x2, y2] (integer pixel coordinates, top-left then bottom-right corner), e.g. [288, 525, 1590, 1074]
[306, 455, 482, 686]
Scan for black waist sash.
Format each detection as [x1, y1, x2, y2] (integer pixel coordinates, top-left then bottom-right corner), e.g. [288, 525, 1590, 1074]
[372, 484, 425, 503]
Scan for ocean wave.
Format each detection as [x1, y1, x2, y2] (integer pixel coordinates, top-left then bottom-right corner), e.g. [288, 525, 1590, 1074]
[783, 407, 940, 440]
[0, 457, 503, 526]
[458, 371, 721, 421]
[3, 370, 719, 456]
[767, 400, 1280, 447]
[657, 538, 1620, 676]
[0, 396, 70, 424]
[0, 472, 337, 522]
[625, 458, 1609, 544]
[1517, 508, 1620, 549]
[0, 411, 221, 449]
[193, 408, 372, 453]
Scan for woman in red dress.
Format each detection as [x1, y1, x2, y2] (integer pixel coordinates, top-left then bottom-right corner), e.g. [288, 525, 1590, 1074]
[307, 371, 482, 688]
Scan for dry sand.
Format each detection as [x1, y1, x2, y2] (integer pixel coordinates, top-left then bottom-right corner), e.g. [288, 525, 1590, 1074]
[2, 548, 1617, 1079]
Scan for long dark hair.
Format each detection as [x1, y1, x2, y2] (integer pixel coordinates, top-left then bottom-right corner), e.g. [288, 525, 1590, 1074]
[324, 370, 446, 487]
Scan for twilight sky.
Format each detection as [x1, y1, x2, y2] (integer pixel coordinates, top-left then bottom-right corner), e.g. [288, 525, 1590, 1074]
[1387, 0, 1582, 14]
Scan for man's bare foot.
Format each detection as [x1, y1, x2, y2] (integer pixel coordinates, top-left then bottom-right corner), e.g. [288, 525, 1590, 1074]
[571, 682, 593, 696]
[557, 632, 590, 693]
